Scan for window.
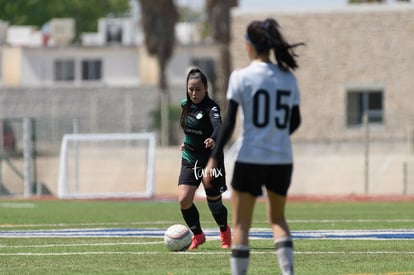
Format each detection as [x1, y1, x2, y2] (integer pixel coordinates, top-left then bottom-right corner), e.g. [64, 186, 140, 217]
[82, 59, 102, 81]
[346, 89, 383, 126]
[54, 59, 75, 81]
[106, 23, 122, 44]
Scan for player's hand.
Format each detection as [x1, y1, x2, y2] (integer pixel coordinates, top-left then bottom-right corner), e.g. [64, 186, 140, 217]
[203, 157, 218, 190]
[179, 143, 184, 151]
[204, 138, 215, 149]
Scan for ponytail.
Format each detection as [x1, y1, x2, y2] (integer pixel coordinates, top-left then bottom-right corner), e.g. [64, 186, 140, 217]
[246, 18, 305, 71]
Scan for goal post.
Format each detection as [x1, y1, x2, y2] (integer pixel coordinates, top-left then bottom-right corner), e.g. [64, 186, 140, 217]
[57, 132, 156, 199]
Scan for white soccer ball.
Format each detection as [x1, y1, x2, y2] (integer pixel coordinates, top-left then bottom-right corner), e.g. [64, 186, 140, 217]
[164, 224, 193, 252]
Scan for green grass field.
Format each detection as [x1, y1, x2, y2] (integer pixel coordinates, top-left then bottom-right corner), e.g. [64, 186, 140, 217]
[1, 199, 414, 275]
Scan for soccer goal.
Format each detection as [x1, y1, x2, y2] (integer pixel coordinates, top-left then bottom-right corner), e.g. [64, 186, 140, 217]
[57, 133, 156, 199]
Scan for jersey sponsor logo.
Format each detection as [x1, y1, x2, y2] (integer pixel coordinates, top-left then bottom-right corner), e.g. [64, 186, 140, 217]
[193, 160, 223, 180]
[185, 128, 203, 135]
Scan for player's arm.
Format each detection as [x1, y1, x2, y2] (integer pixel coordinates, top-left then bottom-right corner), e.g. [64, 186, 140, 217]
[203, 100, 238, 188]
[290, 105, 301, 135]
[208, 106, 222, 141]
[204, 105, 222, 149]
[210, 99, 239, 160]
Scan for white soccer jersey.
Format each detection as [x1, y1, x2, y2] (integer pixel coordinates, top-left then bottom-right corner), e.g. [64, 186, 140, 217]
[227, 61, 300, 164]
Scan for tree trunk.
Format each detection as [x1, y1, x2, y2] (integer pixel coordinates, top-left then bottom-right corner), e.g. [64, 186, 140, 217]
[159, 60, 170, 146]
[206, 0, 238, 112]
[138, 0, 178, 146]
[217, 44, 231, 110]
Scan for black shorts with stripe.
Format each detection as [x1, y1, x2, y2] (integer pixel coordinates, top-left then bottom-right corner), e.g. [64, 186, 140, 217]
[178, 159, 227, 197]
[231, 161, 293, 197]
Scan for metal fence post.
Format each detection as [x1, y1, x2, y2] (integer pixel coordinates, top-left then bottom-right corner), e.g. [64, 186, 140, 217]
[363, 113, 369, 194]
[23, 118, 34, 197]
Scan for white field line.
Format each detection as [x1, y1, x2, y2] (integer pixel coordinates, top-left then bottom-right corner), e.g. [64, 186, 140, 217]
[2, 219, 414, 228]
[0, 202, 36, 208]
[0, 252, 161, 256]
[289, 219, 414, 223]
[0, 241, 164, 248]
[0, 221, 176, 228]
[1, 251, 414, 257]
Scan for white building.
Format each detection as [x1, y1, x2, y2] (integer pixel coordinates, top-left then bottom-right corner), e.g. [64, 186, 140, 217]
[0, 17, 217, 88]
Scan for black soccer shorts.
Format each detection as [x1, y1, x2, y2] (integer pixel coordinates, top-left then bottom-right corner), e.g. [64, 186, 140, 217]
[231, 161, 293, 197]
[178, 159, 227, 197]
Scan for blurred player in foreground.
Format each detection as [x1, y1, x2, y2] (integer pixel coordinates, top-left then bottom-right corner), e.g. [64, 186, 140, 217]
[178, 67, 231, 250]
[204, 18, 303, 274]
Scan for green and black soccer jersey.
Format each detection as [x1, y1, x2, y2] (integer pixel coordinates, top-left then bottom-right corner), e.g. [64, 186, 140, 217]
[181, 95, 222, 165]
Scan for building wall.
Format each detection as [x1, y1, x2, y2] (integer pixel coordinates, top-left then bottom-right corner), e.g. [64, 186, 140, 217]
[1, 44, 219, 88]
[3, 46, 141, 87]
[231, 5, 414, 143]
[2, 47, 21, 86]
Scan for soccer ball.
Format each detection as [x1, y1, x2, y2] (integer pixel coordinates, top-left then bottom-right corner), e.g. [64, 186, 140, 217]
[164, 224, 193, 252]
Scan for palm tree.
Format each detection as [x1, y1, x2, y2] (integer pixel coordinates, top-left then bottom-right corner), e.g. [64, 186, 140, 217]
[139, 0, 178, 146]
[206, 0, 238, 110]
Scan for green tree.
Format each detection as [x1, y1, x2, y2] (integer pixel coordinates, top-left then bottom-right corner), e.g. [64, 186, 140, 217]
[0, 0, 130, 38]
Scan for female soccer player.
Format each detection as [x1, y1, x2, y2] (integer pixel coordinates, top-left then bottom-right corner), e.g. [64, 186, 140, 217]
[205, 18, 303, 274]
[178, 67, 231, 250]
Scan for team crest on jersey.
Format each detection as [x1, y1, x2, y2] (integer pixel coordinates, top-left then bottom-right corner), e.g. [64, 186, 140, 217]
[196, 112, 203, 119]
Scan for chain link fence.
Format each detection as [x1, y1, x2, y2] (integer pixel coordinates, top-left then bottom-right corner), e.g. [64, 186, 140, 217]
[0, 86, 413, 197]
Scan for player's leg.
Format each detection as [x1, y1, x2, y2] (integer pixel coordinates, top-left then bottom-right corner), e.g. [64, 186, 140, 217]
[178, 184, 200, 230]
[229, 162, 262, 274]
[204, 167, 231, 249]
[178, 159, 205, 249]
[230, 189, 256, 275]
[266, 189, 290, 238]
[265, 164, 294, 275]
[206, 194, 231, 248]
[178, 184, 206, 249]
[266, 190, 294, 275]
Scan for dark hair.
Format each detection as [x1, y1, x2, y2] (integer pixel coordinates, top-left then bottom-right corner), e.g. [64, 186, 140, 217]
[180, 67, 209, 129]
[246, 18, 305, 71]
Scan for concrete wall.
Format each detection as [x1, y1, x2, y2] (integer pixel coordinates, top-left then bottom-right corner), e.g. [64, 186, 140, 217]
[231, 5, 414, 143]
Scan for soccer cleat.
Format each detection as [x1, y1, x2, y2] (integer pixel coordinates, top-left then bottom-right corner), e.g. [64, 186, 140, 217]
[220, 226, 231, 249]
[189, 232, 206, 250]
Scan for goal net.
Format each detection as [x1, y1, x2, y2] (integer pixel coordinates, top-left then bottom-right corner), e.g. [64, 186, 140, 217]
[57, 133, 156, 199]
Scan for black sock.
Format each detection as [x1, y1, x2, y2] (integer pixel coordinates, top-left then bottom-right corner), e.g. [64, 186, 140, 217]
[207, 197, 228, 232]
[181, 204, 202, 235]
